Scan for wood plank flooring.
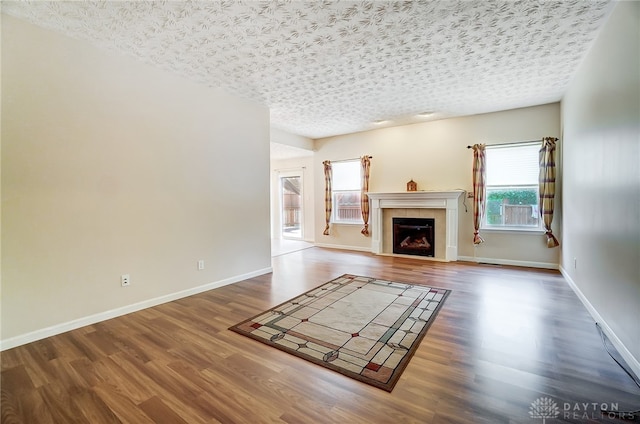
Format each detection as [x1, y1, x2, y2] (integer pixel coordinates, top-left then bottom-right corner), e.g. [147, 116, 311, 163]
[2, 247, 639, 423]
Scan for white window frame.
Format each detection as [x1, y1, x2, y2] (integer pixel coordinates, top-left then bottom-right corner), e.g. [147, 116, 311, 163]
[331, 160, 363, 225]
[482, 143, 544, 233]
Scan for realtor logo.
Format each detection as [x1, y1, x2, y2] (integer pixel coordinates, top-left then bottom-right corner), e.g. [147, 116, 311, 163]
[529, 397, 560, 423]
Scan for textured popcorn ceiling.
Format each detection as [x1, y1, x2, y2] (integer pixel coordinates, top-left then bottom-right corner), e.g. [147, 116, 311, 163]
[3, 0, 614, 140]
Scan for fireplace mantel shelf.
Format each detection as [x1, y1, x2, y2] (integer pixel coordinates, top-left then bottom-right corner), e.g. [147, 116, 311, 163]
[368, 190, 464, 200]
[368, 190, 464, 261]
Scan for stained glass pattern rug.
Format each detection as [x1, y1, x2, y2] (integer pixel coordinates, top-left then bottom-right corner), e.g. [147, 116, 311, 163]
[229, 274, 450, 391]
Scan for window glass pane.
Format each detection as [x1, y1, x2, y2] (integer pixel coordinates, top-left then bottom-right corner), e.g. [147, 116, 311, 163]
[332, 161, 360, 190]
[486, 144, 539, 186]
[331, 160, 362, 223]
[334, 191, 362, 223]
[485, 187, 539, 227]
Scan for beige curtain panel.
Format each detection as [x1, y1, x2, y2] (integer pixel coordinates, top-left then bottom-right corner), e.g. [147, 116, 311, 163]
[539, 137, 560, 248]
[360, 155, 371, 236]
[322, 160, 332, 236]
[472, 144, 486, 245]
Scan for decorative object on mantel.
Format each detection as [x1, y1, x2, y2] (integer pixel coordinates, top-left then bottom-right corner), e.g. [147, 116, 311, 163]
[406, 179, 417, 191]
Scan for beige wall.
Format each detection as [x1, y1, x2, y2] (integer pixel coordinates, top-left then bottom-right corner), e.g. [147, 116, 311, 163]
[1, 16, 271, 346]
[314, 103, 561, 267]
[561, 1, 640, 374]
[271, 127, 314, 151]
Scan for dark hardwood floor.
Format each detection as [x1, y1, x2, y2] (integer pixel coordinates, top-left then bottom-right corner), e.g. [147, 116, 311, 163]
[2, 247, 639, 423]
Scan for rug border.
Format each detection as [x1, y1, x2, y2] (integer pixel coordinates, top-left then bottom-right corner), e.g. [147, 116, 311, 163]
[228, 273, 451, 392]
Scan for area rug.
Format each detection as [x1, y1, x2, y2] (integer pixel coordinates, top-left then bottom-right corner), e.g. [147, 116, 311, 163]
[229, 274, 450, 391]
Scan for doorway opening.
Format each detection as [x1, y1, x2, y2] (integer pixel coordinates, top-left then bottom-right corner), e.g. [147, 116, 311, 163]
[280, 175, 302, 239]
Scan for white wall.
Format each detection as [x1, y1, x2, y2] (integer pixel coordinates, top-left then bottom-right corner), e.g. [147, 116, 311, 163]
[314, 104, 561, 267]
[1, 16, 272, 347]
[561, 1, 640, 375]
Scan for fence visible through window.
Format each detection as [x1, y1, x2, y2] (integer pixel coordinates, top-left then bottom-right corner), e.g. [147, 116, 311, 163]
[336, 205, 361, 221]
[497, 203, 538, 226]
[334, 190, 362, 224]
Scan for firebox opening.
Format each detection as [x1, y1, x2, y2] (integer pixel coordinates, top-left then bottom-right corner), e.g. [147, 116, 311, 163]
[392, 218, 435, 257]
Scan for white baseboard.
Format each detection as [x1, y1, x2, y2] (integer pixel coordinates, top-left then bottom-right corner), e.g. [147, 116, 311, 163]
[0, 267, 273, 351]
[457, 255, 558, 270]
[559, 266, 640, 380]
[314, 243, 372, 252]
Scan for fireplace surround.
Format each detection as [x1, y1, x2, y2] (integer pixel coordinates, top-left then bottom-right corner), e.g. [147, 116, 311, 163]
[367, 191, 464, 261]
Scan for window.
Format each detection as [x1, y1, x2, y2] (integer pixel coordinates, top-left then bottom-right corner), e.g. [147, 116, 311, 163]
[483, 143, 542, 230]
[332, 160, 363, 224]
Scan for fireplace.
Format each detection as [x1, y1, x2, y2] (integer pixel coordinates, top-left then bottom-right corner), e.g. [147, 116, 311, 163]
[367, 191, 463, 261]
[393, 218, 435, 257]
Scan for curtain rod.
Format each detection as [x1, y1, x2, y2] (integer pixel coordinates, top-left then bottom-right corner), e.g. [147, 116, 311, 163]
[466, 138, 557, 149]
[329, 156, 372, 163]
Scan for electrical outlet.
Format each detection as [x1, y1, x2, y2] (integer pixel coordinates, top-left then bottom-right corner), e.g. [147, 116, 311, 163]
[467, 192, 474, 198]
[197, 260, 205, 270]
[121, 274, 131, 287]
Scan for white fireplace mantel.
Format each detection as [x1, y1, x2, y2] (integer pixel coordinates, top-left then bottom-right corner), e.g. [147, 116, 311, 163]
[367, 190, 464, 261]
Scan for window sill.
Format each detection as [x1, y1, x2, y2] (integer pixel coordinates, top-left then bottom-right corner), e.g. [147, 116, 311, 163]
[481, 227, 545, 235]
[331, 222, 364, 226]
